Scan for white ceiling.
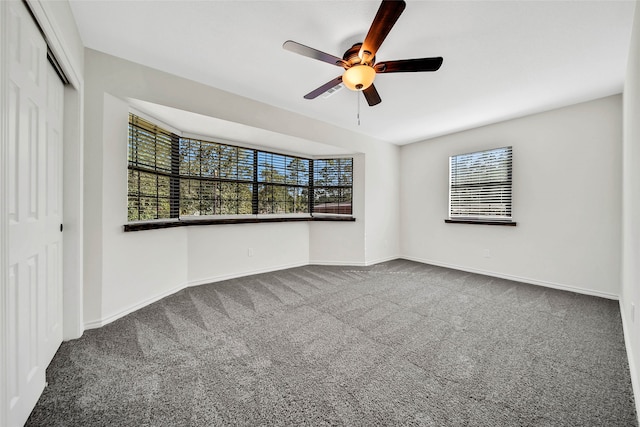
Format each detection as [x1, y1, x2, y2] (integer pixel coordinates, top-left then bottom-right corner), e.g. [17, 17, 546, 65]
[128, 98, 353, 157]
[69, 0, 635, 146]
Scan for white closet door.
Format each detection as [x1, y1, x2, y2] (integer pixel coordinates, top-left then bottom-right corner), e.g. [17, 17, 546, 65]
[6, 0, 64, 425]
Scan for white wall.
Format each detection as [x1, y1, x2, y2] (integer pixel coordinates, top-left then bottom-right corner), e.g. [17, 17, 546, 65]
[309, 153, 366, 265]
[83, 49, 401, 326]
[309, 141, 401, 267]
[400, 95, 622, 298]
[622, 0, 640, 415]
[187, 223, 309, 285]
[97, 94, 190, 326]
[82, 71, 105, 326]
[362, 142, 401, 264]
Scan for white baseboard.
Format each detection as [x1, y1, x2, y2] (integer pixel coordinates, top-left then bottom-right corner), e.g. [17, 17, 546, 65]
[84, 261, 309, 330]
[364, 254, 401, 266]
[309, 260, 368, 266]
[187, 261, 308, 287]
[309, 255, 399, 267]
[619, 300, 640, 424]
[85, 255, 620, 331]
[401, 256, 620, 300]
[84, 257, 404, 329]
[84, 280, 189, 330]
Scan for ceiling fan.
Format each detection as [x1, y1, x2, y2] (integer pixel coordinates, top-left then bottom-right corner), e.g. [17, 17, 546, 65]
[283, 0, 443, 107]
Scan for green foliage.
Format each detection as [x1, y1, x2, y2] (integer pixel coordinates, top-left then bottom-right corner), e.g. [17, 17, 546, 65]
[257, 153, 309, 214]
[127, 114, 353, 221]
[179, 139, 254, 216]
[313, 158, 353, 214]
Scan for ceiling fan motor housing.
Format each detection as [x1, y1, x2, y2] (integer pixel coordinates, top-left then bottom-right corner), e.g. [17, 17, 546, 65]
[343, 43, 375, 67]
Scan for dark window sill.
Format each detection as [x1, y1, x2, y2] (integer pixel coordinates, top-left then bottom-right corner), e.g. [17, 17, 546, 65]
[124, 215, 355, 232]
[444, 218, 517, 226]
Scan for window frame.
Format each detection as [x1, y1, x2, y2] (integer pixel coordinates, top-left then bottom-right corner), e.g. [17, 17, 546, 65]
[445, 146, 516, 226]
[127, 114, 180, 221]
[126, 113, 354, 230]
[312, 157, 354, 217]
[178, 137, 256, 217]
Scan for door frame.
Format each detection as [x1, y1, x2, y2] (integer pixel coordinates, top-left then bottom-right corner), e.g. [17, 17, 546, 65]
[1, 0, 84, 424]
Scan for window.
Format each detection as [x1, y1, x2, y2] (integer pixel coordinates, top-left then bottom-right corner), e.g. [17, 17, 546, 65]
[127, 113, 353, 223]
[313, 158, 353, 215]
[258, 152, 310, 214]
[179, 138, 254, 216]
[448, 146, 513, 222]
[128, 114, 179, 221]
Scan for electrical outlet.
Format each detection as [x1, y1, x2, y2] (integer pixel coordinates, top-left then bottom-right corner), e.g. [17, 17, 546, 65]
[248, 248, 254, 257]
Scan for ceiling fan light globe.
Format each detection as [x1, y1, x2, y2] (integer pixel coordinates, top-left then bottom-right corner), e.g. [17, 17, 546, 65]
[342, 65, 376, 91]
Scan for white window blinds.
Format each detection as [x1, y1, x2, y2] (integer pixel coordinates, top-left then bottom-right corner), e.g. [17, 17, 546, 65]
[449, 146, 513, 219]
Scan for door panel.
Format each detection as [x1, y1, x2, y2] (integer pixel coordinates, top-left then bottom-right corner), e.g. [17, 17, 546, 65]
[8, 82, 19, 223]
[42, 42, 64, 366]
[5, 1, 64, 425]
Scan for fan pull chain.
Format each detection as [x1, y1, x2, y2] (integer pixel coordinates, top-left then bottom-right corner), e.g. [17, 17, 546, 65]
[357, 91, 361, 126]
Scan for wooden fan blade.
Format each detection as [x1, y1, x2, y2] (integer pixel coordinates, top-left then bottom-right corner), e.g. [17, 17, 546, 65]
[363, 84, 382, 106]
[283, 40, 346, 67]
[375, 57, 443, 73]
[304, 76, 343, 99]
[359, 0, 406, 63]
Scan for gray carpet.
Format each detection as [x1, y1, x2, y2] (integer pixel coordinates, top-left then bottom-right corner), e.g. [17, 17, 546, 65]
[27, 259, 637, 426]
